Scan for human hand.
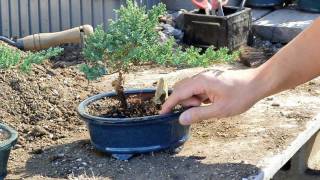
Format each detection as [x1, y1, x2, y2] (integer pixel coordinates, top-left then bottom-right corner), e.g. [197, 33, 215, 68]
[212, 0, 229, 10]
[160, 69, 263, 125]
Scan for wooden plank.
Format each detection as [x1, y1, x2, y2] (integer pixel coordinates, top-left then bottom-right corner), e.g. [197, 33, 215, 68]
[93, 0, 104, 28]
[81, 0, 92, 26]
[39, 0, 50, 33]
[248, 114, 320, 180]
[0, 0, 11, 37]
[10, 0, 20, 37]
[19, 0, 30, 37]
[71, 0, 81, 27]
[29, 0, 40, 34]
[50, 0, 60, 32]
[60, 0, 71, 30]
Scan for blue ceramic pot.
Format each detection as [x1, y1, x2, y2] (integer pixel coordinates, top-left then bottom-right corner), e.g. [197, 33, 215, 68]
[297, 0, 320, 13]
[78, 89, 190, 160]
[246, 0, 285, 7]
[0, 123, 18, 180]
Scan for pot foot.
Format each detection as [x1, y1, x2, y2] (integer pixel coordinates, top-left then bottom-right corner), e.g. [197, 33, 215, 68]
[112, 154, 134, 160]
[166, 146, 184, 155]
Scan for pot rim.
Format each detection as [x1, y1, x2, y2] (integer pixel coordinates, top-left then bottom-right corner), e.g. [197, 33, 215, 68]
[0, 123, 18, 151]
[77, 88, 183, 124]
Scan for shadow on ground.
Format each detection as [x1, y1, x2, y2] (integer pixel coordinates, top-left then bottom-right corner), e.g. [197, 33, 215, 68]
[24, 140, 261, 179]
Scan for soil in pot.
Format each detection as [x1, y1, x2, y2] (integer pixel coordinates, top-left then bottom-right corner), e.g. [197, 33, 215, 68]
[0, 128, 10, 142]
[87, 94, 182, 118]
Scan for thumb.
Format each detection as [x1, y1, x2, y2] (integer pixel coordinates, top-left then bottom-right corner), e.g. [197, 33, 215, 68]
[179, 104, 221, 125]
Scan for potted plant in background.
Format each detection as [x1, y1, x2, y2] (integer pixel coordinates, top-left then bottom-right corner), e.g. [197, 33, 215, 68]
[78, 0, 238, 160]
[0, 123, 18, 180]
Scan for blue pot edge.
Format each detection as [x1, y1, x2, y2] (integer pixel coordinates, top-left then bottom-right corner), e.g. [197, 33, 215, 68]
[90, 134, 190, 154]
[77, 88, 184, 124]
[0, 123, 18, 151]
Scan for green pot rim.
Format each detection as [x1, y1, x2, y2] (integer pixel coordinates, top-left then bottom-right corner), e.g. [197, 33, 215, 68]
[0, 123, 18, 151]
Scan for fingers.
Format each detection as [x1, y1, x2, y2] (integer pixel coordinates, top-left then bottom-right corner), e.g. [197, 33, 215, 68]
[160, 78, 204, 114]
[179, 97, 202, 107]
[179, 104, 221, 125]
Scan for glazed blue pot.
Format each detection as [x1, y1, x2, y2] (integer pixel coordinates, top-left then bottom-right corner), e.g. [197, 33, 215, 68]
[297, 0, 320, 13]
[78, 89, 190, 160]
[0, 123, 18, 180]
[246, 0, 285, 7]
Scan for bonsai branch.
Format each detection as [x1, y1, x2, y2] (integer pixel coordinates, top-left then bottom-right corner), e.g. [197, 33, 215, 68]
[112, 71, 128, 109]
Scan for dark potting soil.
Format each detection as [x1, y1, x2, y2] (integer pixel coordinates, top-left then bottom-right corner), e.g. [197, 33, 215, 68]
[0, 128, 10, 142]
[87, 95, 181, 118]
[50, 44, 85, 68]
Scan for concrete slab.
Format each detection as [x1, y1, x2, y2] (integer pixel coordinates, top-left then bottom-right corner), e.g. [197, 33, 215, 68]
[253, 9, 320, 43]
[252, 8, 273, 21]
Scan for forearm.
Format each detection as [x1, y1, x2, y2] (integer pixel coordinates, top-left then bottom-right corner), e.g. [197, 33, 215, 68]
[251, 18, 320, 100]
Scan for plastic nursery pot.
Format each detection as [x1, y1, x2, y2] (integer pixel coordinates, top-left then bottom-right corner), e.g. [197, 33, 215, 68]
[246, 0, 285, 7]
[78, 89, 190, 160]
[297, 0, 320, 13]
[0, 123, 18, 180]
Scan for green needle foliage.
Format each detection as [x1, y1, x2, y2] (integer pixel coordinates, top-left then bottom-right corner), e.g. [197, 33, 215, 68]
[20, 47, 64, 72]
[82, 0, 239, 81]
[0, 44, 21, 69]
[0, 43, 63, 72]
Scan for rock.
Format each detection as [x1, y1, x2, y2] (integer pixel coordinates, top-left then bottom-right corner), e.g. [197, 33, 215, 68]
[159, 31, 170, 43]
[30, 126, 49, 137]
[162, 24, 184, 40]
[52, 89, 59, 96]
[172, 9, 187, 30]
[32, 148, 44, 154]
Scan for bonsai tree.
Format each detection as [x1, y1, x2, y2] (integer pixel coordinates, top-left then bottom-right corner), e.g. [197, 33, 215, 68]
[81, 0, 239, 110]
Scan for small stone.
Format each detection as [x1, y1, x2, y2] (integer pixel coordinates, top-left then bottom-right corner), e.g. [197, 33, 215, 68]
[57, 153, 65, 158]
[63, 79, 69, 86]
[266, 97, 273, 101]
[52, 89, 59, 96]
[31, 126, 48, 137]
[81, 162, 87, 166]
[271, 103, 280, 107]
[76, 158, 82, 162]
[14, 144, 22, 149]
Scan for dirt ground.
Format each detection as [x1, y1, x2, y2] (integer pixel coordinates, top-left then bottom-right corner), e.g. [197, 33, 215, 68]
[1, 54, 320, 180]
[1, 41, 320, 180]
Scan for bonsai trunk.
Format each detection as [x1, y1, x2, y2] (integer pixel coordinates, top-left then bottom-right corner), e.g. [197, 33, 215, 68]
[112, 71, 128, 109]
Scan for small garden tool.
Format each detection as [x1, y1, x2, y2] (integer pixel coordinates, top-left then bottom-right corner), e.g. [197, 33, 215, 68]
[0, 25, 93, 51]
[191, 0, 229, 16]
